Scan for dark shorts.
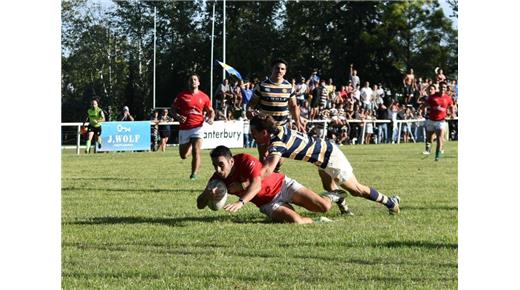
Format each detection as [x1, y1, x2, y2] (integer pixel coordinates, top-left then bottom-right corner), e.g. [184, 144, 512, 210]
[159, 129, 170, 138]
[88, 125, 102, 135]
[159, 125, 170, 138]
[404, 85, 414, 96]
[310, 95, 320, 108]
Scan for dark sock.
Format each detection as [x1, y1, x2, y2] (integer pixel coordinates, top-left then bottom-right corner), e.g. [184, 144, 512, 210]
[368, 187, 394, 208]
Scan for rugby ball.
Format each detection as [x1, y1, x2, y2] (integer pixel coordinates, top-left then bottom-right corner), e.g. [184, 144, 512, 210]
[207, 179, 228, 211]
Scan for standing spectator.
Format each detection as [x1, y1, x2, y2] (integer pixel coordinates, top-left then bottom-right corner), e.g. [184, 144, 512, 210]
[360, 81, 373, 110]
[82, 98, 105, 154]
[308, 69, 320, 87]
[158, 109, 173, 152]
[390, 101, 401, 144]
[172, 74, 215, 180]
[422, 82, 454, 161]
[414, 106, 427, 143]
[403, 68, 416, 105]
[232, 80, 243, 110]
[364, 110, 375, 144]
[348, 64, 360, 89]
[376, 103, 389, 144]
[295, 77, 308, 107]
[150, 110, 160, 151]
[371, 84, 381, 110]
[241, 81, 254, 112]
[352, 84, 361, 105]
[435, 67, 447, 84]
[309, 81, 322, 121]
[376, 83, 385, 99]
[215, 79, 233, 111]
[120, 106, 135, 121]
[401, 106, 415, 143]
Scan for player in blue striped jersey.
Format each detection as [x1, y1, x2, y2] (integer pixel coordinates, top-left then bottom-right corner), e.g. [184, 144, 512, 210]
[247, 59, 305, 173]
[250, 114, 401, 215]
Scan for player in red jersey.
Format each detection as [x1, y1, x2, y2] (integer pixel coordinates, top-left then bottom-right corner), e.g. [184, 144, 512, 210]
[172, 74, 215, 180]
[197, 146, 339, 224]
[422, 82, 454, 161]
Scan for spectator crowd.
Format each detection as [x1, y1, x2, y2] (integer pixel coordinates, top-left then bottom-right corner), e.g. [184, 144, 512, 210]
[81, 65, 458, 150]
[212, 65, 458, 146]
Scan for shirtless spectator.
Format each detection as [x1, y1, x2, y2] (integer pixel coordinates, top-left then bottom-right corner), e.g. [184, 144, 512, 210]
[403, 68, 415, 105]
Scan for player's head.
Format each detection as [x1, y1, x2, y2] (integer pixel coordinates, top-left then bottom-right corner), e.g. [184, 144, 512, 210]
[210, 145, 234, 179]
[188, 74, 201, 89]
[249, 113, 278, 144]
[270, 58, 288, 79]
[91, 98, 99, 108]
[439, 81, 448, 92]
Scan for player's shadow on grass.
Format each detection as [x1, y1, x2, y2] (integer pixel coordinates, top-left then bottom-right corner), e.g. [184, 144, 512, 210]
[380, 240, 457, 250]
[61, 187, 200, 193]
[69, 214, 268, 226]
[404, 205, 457, 211]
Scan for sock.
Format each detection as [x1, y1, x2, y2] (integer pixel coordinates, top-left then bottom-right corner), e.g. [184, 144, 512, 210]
[368, 187, 394, 209]
[425, 142, 431, 152]
[86, 140, 91, 153]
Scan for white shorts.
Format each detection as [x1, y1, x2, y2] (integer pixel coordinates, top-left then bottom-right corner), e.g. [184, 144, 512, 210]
[425, 119, 446, 132]
[319, 144, 353, 184]
[178, 126, 204, 145]
[259, 176, 303, 218]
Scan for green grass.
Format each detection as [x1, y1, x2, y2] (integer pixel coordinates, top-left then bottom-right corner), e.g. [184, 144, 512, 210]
[62, 142, 457, 289]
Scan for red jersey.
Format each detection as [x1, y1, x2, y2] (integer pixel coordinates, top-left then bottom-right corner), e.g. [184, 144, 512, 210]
[426, 93, 453, 121]
[210, 153, 284, 207]
[173, 90, 212, 130]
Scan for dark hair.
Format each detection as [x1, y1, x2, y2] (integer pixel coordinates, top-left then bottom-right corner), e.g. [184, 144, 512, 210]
[249, 113, 278, 134]
[187, 74, 201, 87]
[210, 145, 233, 160]
[271, 58, 288, 68]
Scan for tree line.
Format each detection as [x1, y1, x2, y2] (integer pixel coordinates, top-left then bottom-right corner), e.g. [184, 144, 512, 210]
[62, 0, 457, 122]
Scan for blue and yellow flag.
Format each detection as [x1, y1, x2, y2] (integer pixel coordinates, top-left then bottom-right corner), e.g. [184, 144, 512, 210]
[217, 61, 243, 80]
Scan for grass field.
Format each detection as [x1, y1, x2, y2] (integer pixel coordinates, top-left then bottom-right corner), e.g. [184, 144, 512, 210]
[62, 142, 458, 289]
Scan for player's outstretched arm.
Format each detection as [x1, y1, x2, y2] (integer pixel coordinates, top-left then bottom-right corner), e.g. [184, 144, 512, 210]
[223, 176, 261, 213]
[260, 154, 281, 178]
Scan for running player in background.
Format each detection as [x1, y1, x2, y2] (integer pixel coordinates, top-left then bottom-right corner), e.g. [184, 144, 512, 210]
[421, 82, 454, 161]
[82, 98, 105, 154]
[197, 146, 337, 224]
[249, 114, 401, 215]
[172, 74, 215, 180]
[246, 59, 305, 170]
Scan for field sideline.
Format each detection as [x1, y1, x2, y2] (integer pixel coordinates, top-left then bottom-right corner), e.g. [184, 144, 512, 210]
[62, 142, 458, 289]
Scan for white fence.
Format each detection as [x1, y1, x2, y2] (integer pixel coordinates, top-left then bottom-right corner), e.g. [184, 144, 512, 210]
[62, 118, 458, 154]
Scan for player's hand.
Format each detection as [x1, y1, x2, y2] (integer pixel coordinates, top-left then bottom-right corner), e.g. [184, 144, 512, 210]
[206, 118, 214, 125]
[178, 115, 187, 123]
[246, 110, 256, 120]
[297, 123, 307, 133]
[224, 201, 244, 213]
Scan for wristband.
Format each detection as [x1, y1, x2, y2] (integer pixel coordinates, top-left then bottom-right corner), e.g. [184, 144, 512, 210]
[238, 198, 245, 205]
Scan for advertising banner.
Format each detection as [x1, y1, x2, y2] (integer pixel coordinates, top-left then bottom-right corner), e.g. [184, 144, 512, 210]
[98, 121, 151, 152]
[201, 120, 244, 149]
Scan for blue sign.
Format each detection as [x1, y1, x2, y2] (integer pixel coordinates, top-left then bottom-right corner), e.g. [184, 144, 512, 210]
[98, 121, 151, 152]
